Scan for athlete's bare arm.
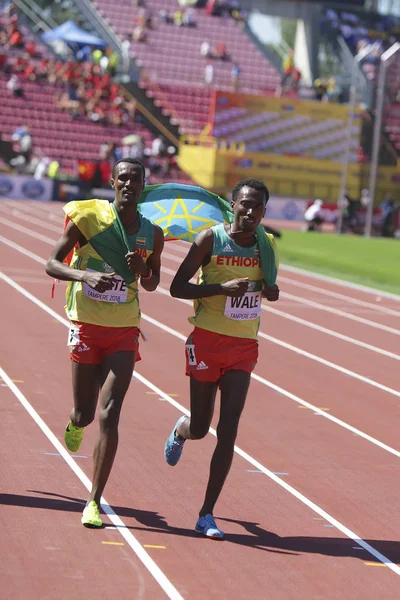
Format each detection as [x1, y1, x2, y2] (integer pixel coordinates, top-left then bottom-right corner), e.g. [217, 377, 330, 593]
[131, 224, 164, 292]
[45, 220, 116, 292]
[170, 229, 248, 300]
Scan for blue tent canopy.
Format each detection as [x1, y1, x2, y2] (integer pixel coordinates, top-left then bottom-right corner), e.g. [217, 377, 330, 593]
[42, 20, 106, 48]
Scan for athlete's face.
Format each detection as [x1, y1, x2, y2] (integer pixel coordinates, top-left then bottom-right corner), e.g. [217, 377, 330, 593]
[111, 163, 144, 208]
[231, 186, 267, 233]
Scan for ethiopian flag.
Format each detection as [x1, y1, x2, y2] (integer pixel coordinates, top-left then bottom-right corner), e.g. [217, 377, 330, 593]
[64, 183, 277, 287]
[64, 199, 136, 283]
[139, 184, 277, 286]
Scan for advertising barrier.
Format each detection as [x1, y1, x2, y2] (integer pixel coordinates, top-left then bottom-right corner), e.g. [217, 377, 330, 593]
[0, 175, 54, 201]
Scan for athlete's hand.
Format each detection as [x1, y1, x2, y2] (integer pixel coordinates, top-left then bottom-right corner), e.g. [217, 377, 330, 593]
[125, 251, 148, 276]
[221, 278, 249, 297]
[82, 271, 116, 292]
[263, 283, 279, 301]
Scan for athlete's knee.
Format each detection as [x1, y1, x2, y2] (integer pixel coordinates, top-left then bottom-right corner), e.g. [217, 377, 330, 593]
[72, 409, 95, 428]
[189, 422, 210, 440]
[99, 398, 122, 429]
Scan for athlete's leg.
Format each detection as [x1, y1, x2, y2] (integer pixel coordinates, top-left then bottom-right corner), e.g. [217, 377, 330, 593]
[199, 369, 250, 517]
[89, 350, 136, 505]
[70, 362, 101, 427]
[176, 376, 218, 440]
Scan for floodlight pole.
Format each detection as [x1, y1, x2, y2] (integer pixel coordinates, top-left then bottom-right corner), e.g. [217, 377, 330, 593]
[366, 42, 400, 237]
[337, 46, 374, 234]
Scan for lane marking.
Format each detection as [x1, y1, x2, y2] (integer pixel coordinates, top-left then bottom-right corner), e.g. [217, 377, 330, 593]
[277, 275, 400, 318]
[278, 264, 400, 303]
[102, 541, 125, 546]
[154, 285, 400, 401]
[0, 366, 183, 600]
[161, 265, 400, 360]
[132, 371, 400, 575]
[164, 251, 400, 337]
[3, 232, 399, 367]
[5, 205, 399, 301]
[144, 545, 166, 549]
[2, 271, 400, 462]
[146, 392, 178, 397]
[281, 291, 400, 336]
[2, 272, 400, 575]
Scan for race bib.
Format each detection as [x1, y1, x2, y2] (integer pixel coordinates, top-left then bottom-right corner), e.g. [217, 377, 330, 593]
[224, 291, 262, 321]
[82, 258, 128, 304]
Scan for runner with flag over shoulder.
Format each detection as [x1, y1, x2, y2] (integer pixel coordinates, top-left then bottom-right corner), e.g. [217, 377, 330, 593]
[164, 179, 279, 539]
[45, 158, 164, 528]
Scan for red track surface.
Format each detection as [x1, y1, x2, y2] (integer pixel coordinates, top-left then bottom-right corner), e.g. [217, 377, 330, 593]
[1, 200, 400, 599]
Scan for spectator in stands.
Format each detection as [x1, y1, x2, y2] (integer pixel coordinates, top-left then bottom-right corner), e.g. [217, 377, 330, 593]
[174, 10, 184, 27]
[10, 125, 32, 172]
[380, 197, 397, 237]
[281, 49, 294, 87]
[7, 22, 23, 48]
[6, 73, 23, 97]
[200, 40, 212, 58]
[231, 63, 240, 91]
[183, 8, 196, 27]
[133, 24, 147, 42]
[304, 199, 324, 232]
[159, 9, 173, 24]
[314, 78, 327, 102]
[34, 155, 51, 180]
[324, 76, 339, 103]
[204, 62, 214, 86]
[215, 41, 229, 61]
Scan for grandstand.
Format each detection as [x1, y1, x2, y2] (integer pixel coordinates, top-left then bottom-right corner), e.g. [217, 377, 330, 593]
[2, 0, 400, 207]
[0, 8, 191, 184]
[91, 0, 281, 134]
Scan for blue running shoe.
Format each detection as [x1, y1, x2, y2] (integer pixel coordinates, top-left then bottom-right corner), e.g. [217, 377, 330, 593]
[164, 415, 188, 466]
[195, 514, 224, 540]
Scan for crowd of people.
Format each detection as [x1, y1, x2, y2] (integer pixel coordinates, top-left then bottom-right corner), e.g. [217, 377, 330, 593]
[303, 193, 400, 237]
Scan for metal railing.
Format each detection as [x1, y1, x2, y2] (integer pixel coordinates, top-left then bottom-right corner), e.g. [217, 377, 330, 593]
[13, 0, 57, 33]
[72, 0, 123, 54]
[366, 42, 400, 237]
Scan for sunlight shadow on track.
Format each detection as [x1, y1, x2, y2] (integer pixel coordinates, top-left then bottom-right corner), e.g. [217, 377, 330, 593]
[2, 492, 400, 565]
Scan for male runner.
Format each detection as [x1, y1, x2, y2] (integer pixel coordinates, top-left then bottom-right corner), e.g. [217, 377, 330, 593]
[46, 158, 164, 528]
[164, 178, 279, 539]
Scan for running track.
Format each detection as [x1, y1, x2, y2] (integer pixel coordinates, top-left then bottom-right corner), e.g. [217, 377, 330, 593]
[1, 200, 400, 599]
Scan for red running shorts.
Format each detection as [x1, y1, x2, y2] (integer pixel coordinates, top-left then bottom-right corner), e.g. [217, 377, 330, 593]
[67, 321, 141, 364]
[185, 327, 258, 382]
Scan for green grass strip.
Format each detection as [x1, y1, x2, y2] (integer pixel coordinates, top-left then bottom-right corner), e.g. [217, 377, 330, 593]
[276, 231, 400, 296]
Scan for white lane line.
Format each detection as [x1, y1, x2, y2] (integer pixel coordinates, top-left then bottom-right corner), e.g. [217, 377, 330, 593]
[277, 276, 400, 318]
[160, 266, 400, 362]
[166, 240, 400, 302]
[4, 205, 400, 301]
[0, 216, 56, 244]
[279, 264, 400, 302]
[163, 251, 400, 337]
[133, 372, 400, 575]
[154, 284, 400, 400]
[0, 356, 183, 600]
[2, 275, 400, 576]
[2, 235, 399, 398]
[281, 291, 400, 336]
[3, 211, 398, 337]
[0, 206, 63, 233]
[3, 270, 399, 461]
[0, 367, 183, 600]
[0, 235, 47, 265]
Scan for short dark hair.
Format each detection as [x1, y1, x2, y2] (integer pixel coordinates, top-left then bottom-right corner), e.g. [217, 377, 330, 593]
[231, 179, 269, 204]
[112, 158, 146, 182]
